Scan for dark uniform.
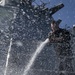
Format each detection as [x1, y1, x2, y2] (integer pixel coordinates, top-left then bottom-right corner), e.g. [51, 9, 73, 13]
[48, 28, 74, 75]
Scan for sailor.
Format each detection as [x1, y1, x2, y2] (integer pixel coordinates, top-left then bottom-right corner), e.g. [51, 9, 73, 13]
[48, 19, 74, 75]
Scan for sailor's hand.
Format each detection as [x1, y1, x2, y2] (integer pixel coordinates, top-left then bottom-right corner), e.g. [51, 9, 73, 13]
[48, 31, 53, 37]
[49, 37, 55, 43]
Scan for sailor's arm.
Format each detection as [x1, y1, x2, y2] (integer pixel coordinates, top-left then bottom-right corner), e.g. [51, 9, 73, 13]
[48, 31, 64, 43]
[49, 37, 64, 43]
[48, 30, 71, 43]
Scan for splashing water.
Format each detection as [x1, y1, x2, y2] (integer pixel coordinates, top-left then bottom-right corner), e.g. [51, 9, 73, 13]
[0, 0, 5, 6]
[23, 38, 49, 75]
[4, 38, 12, 75]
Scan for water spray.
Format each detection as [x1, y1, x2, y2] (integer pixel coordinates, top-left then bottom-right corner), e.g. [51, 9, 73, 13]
[4, 38, 12, 75]
[23, 38, 49, 75]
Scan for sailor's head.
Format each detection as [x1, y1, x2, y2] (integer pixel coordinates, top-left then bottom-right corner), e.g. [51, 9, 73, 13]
[51, 20, 59, 31]
[50, 19, 62, 31]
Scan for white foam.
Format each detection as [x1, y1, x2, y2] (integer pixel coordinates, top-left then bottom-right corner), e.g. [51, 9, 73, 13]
[23, 38, 49, 75]
[4, 38, 12, 75]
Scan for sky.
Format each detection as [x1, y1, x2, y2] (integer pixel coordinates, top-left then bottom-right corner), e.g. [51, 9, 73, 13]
[33, 0, 75, 28]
